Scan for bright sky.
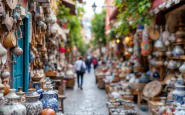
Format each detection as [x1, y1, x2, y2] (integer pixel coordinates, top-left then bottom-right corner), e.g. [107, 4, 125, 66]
[83, 0, 105, 18]
[78, 0, 105, 42]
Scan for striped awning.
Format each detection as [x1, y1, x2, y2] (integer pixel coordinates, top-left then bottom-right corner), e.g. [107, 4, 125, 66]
[149, 0, 183, 15]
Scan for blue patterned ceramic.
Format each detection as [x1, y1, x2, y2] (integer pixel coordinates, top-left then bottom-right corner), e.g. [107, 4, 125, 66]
[0, 89, 26, 115]
[140, 73, 149, 83]
[40, 90, 58, 112]
[25, 89, 43, 115]
[173, 85, 185, 103]
[153, 72, 160, 79]
[32, 82, 44, 99]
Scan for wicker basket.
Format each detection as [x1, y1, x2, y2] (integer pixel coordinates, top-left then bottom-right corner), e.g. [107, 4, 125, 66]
[130, 83, 146, 90]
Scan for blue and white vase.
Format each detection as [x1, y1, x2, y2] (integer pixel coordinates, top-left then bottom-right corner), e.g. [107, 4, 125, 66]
[172, 45, 184, 57]
[0, 89, 26, 115]
[24, 88, 43, 115]
[40, 88, 58, 112]
[32, 82, 44, 99]
[172, 85, 185, 103]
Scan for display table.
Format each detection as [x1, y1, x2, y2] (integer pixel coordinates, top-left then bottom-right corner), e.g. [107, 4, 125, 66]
[63, 77, 75, 88]
[132, 89, 142, 106]
[58, 95, 66, 113]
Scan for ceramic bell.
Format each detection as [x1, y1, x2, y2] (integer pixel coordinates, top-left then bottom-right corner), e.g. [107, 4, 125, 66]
[13, 45, 23, 56]
[169, 33, 176, 42]
[154, 38, 164, 50]
[1, 68, 10, 79]
[179, 62, 185, 74]
[0, 43, 7, 58]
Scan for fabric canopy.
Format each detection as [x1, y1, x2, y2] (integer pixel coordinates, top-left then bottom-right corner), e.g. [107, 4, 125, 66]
[55, 23, 67, 42]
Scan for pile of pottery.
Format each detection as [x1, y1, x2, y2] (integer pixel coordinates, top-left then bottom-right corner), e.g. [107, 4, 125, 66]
[0, 82, 59, 115]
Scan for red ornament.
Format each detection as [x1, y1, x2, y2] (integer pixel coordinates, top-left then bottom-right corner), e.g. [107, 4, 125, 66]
[62, 24, 67, 28]
[59, 47, 66, 53]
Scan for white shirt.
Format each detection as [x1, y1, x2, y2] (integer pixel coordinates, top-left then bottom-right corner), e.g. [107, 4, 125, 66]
[75, 60, 86, 71]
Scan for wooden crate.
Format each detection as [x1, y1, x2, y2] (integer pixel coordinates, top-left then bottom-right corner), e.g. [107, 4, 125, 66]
[105, 83, 110, 93]
[45, 71, 56, 77]
[64, 77, 75, 88]
[97, 76, 105, 89]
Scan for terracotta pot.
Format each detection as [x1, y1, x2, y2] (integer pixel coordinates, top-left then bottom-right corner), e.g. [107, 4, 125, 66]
[3, 32, 16, 48]
[3, 81, 10, 96]
[125, 67, 132, 73]
[158, 51, 164, 57]
[155, 60, 163, 67]
[41, 106, 55, 115]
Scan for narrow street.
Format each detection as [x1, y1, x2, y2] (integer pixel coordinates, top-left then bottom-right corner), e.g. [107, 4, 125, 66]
[64, 68, 109, 115]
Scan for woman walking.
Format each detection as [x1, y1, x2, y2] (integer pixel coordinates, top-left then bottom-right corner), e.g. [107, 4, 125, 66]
[75, 56, 86, 89]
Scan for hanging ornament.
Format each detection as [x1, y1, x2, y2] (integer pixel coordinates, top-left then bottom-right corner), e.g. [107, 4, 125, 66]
[1, 65, 10, 79]
[141, 24, 151, 56]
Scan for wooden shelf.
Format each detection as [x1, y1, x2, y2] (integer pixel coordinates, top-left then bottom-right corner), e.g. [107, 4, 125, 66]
[172, 42, 185, 45]
[168, 56, 185, 60]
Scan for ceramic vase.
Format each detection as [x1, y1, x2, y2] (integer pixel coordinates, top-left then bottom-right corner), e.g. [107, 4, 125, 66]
[16, 87, 25, 103]
[24, 88, 43, 115]
[140, 73, 149, 83]
[179, 62, 185, 74]
[40, 88, 58, 112]
[168, 60, 177, 69]
[41, 106, 55, 115]
[32, 82, 44, 99]
[177, 75, 184, 85]
[153, 72, 160, 79]
[172, 45, 184, 57]
[0, 89, 26, 115]
[0, 89, 4, 106]
[172, 85, 185, 103]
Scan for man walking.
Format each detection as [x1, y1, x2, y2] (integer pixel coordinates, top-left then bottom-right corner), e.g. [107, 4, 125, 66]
[75, 56, 86, 89]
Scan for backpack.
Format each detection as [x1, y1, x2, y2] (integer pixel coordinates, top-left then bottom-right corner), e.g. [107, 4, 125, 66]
[80, 61, 86, 74]
[93, 59, 97, 65]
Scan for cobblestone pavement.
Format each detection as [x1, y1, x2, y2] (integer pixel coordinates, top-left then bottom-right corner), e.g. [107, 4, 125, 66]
[64, 69, 109, 115]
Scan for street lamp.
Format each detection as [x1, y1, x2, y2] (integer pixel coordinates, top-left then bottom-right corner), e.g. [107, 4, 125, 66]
[92, 2, 97, 12]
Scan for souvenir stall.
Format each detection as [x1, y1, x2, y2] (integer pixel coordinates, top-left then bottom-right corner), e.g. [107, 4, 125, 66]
[0, 0, 66, 114]
[95, 1, 185, 115]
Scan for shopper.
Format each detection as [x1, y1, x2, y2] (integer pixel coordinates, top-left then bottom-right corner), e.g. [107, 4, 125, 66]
[75, 56, 86, 89]
[85, 56, 92, 73]
[92, 57, 98, 70]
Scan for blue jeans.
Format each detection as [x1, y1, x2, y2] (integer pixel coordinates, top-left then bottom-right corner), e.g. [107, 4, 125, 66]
[76, 71, 84, 86]
[87, 66, 91, 73]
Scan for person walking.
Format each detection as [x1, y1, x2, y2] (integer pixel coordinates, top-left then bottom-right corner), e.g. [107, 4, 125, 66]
[85, 56, 92, 73]
[92, 57, 98, 70]
[75, 56, 86, 89]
